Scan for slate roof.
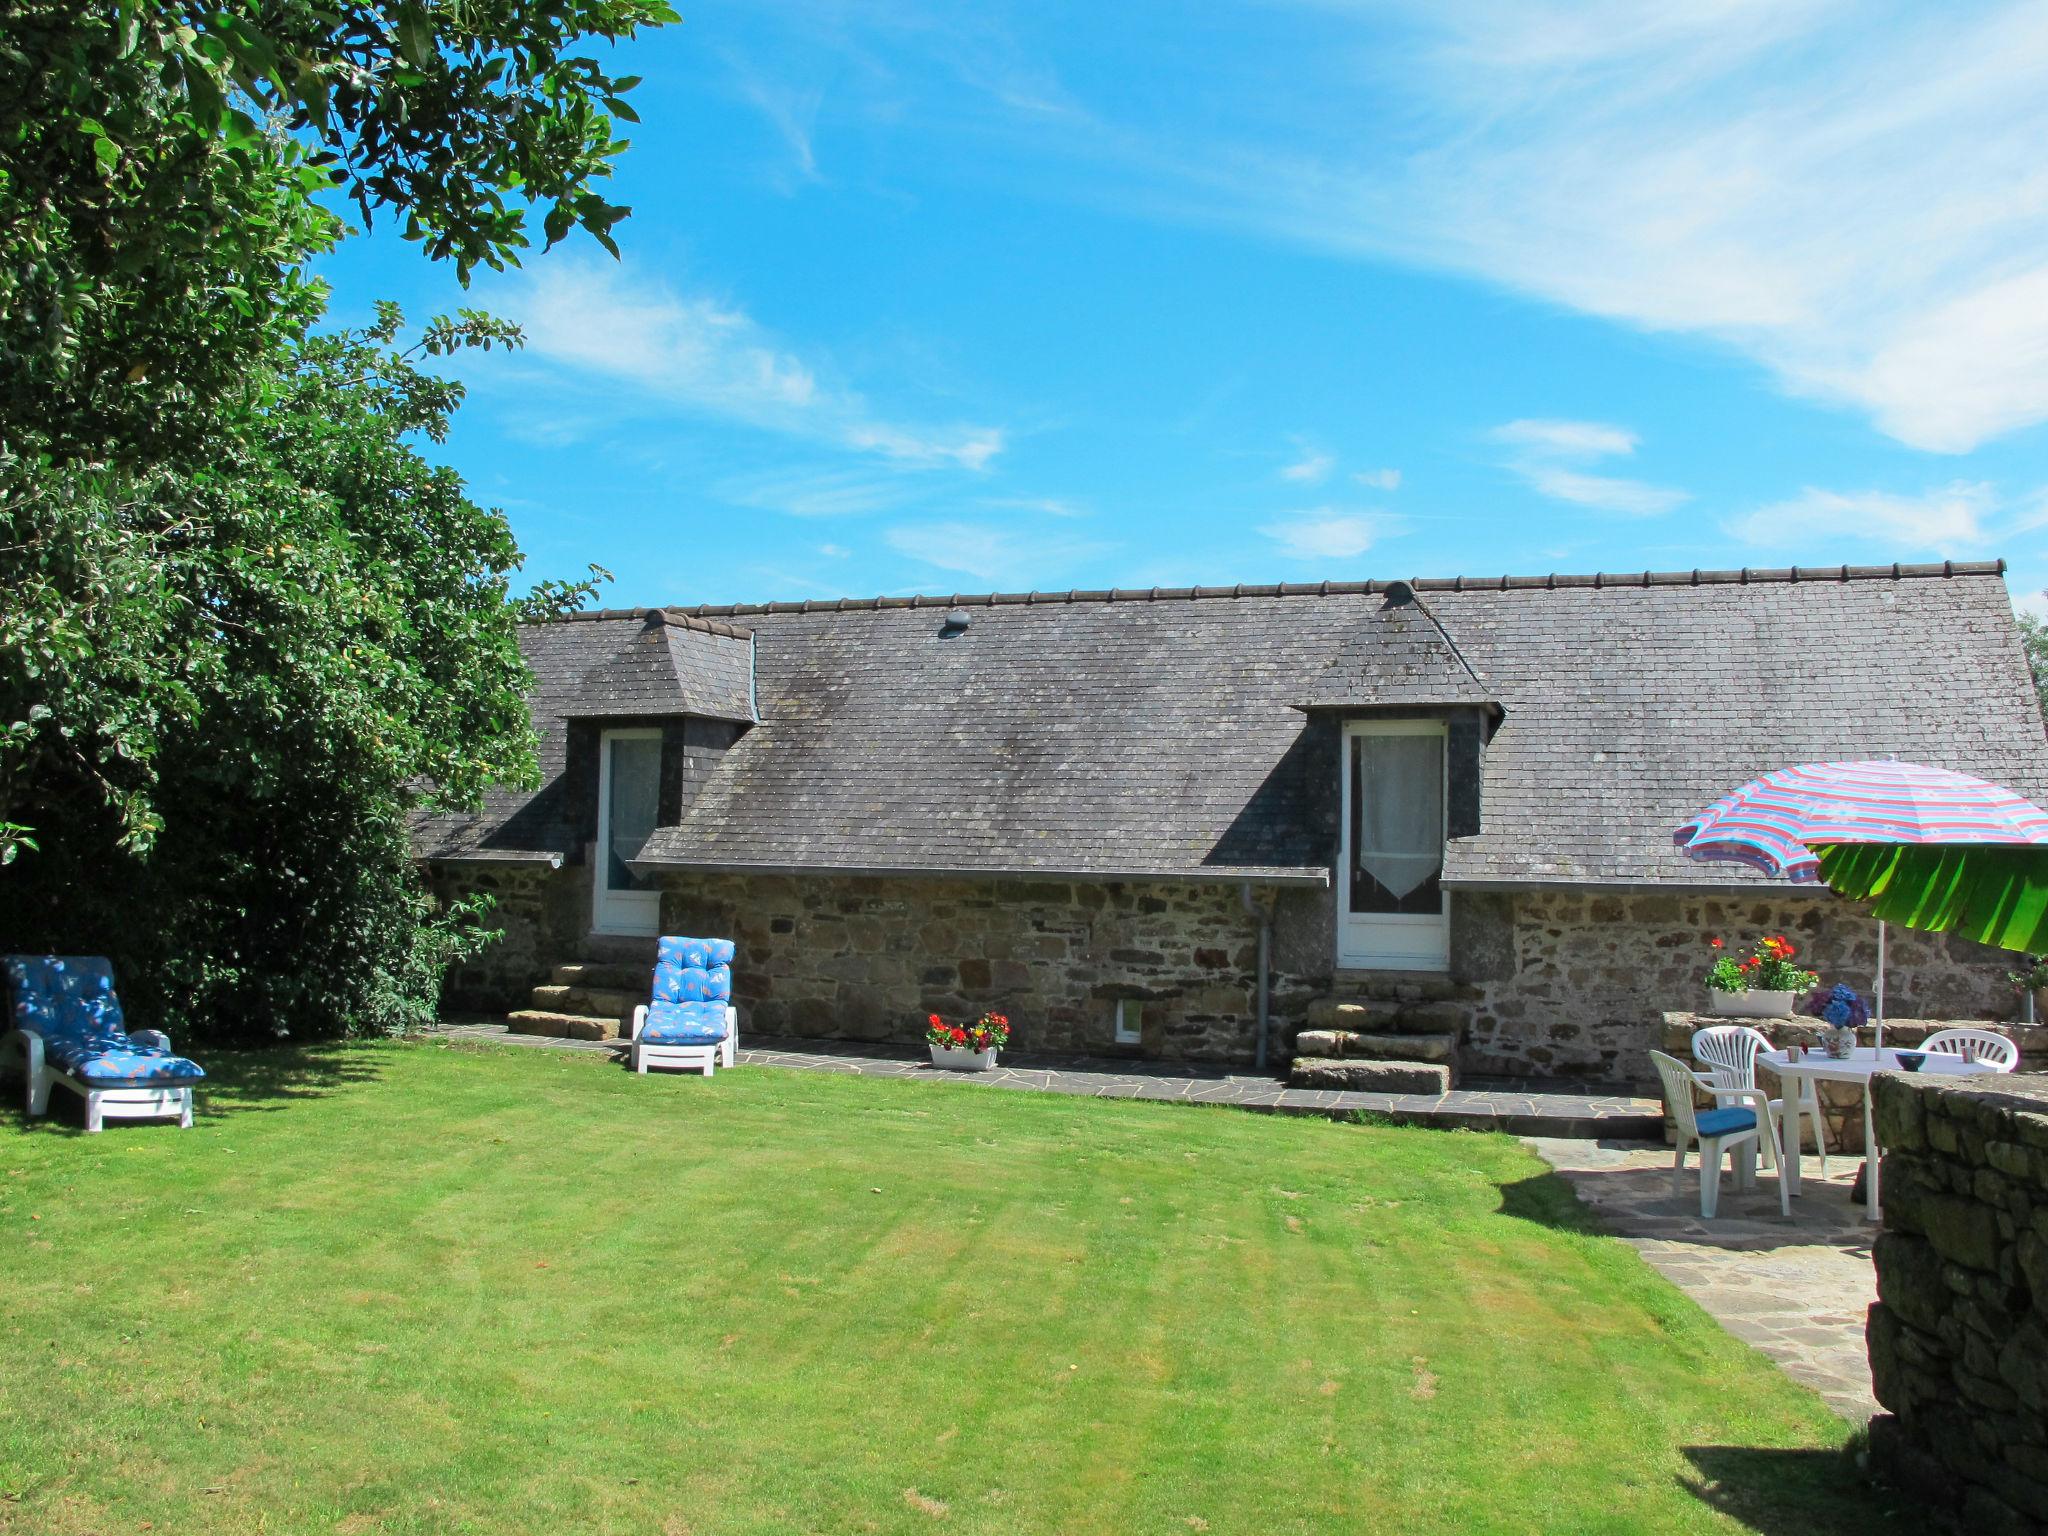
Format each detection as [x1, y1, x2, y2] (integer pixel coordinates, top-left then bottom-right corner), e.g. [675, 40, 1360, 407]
[413, 562, 2048, 888]
[1296, 584, 1499, 715]
[558, 610, 755, 723]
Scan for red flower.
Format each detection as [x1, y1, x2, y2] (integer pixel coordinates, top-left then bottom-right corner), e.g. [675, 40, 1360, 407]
[928, 1013, 943, 1027]
[1709, 937, 1724, 949]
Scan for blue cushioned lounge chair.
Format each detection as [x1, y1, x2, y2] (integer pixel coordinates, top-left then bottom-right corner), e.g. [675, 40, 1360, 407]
[6, 956, 205, 1132]
[629, 936, 738, 1076]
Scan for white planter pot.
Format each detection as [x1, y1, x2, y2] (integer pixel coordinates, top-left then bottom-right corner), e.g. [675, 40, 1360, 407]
[929, 1044, 996, 1072]
[1708, 989, 1796, 1019]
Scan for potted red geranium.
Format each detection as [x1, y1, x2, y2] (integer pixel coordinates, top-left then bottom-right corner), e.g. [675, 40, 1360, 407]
[1704, 934, 1817, 1018]
[926, 1011, 1010, 1071]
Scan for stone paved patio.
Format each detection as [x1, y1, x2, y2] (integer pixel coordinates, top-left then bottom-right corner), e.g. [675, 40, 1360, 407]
[1526, 1137, 1879, 1422]
[434, 1021, 1662, 1137]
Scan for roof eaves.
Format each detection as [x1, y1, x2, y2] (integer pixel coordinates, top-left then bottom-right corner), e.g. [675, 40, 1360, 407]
[630, 856, 1332, 888]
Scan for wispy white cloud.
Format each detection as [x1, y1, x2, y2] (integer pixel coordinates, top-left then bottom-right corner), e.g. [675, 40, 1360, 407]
[500, 261, 1005, 471]
[725, 52, 823, 182]
[979, 495, 1090, 518]
[1279, 438, 1336, 484]
[1490, 417, 1689, 516]
[811, 1, 2048, 453]
[1259, 508, 1401, 562]
[714, 467, 919, 518]
[884, 521, 1113, 586]
[1352, 467, 1402, 491]
[1492, 419, 1638, 458]
[1491, 417, 1689, 516]
[1723, 480, 2010, 552]
[1517, 465, 1689, 517]
[819, 542, 852, 559]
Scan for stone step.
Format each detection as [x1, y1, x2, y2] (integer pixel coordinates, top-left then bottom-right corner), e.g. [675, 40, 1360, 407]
[552, 961, 648, 991]
[1329, 971, 1480, 1004]
[579, 933, 660, 964]
[507, 1009, 622, 1042]
[1293, 1029, 1457, 1065]
[1289, 1056, 1453, 1095]
[1305, 998, 1468, 1036]
[529, 984, 640, 1020]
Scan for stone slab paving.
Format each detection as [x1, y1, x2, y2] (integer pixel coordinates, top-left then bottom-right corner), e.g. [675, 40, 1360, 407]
[433, 1021, 1661, 1137]
[1526, 1137, 1879, 1423]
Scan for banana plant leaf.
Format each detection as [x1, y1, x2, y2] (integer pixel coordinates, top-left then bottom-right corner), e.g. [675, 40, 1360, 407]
[1814, 844, 2048, 952]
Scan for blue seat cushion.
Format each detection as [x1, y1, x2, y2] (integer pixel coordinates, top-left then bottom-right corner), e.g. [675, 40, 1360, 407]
[1695, 1106, 1758, 1138]
[68, 1048, 207, 1087]
[641, 1001, 730, 1045]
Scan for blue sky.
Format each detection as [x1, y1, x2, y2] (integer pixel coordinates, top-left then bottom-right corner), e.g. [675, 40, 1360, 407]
[316, 0, 2048, 611]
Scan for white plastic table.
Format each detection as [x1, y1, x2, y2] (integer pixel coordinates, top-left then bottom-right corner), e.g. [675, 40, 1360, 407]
[1762, 1047, 1998, 1220]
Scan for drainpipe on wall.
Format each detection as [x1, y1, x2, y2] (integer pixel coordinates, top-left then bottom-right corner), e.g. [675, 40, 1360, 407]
[1242, 882, 1273, 1073]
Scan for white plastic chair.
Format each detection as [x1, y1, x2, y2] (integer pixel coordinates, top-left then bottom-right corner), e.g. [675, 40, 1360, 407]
[1692, 1023, 1829, 1176]
[1650, 1050, 1790, 1218]
[1921, 1027, 2019, 1073]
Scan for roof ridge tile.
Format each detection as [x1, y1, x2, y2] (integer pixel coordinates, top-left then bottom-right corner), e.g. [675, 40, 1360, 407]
[606, 558, 2005, 621]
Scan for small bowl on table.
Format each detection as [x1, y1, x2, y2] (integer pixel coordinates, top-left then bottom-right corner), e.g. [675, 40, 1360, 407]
[1893, 1050, 1926, 1073]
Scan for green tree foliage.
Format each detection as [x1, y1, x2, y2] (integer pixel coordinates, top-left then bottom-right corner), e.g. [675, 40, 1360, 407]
[3, 309, 548, 1036]
[2, 0, 674, 464]
[0, 1, 671, 1036]
[2020, 605, 2048, 731]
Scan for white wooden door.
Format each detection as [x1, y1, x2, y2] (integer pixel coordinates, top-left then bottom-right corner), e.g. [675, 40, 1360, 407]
[1337, 720, 1449, 970]
[592, 728, 662, 936]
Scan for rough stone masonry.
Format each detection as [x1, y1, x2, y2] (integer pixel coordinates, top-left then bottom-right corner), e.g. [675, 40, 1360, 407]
[431, 858, 2030, 1074]
[1868, 1072, 2048, 1534]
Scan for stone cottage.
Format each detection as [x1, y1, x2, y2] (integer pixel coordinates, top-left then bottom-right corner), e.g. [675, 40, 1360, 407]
[414, 560, 2048, 1080]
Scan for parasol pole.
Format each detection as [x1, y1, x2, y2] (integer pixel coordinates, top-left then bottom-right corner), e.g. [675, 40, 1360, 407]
[1875, 918, 1886, 1054]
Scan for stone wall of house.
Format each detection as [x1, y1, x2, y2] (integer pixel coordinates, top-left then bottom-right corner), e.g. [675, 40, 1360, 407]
[657, 871, 1300, 1062]
[1867, 1072, 2048, 1534]
[428, 860, 591, 1012]
[1657, 1013, 2046, 1153]
[424, 858, 2029, 1076]
[1446, 888, 2024, 1082]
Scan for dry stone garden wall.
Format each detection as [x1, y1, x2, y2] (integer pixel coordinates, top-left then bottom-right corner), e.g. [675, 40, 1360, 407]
[1868, 1072, 2048, 1534]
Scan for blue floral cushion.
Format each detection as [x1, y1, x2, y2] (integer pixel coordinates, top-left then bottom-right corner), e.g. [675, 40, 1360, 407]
[641, 1000, 731, 1045]
[72, 1049, 207, 1086]
[652, 935, 734, 1005]
[6, 955, 207, 1087]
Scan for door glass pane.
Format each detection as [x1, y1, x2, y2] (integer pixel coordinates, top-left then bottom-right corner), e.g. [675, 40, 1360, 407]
[1350, 733, 1444, 916]
[605, 736, 660, 893]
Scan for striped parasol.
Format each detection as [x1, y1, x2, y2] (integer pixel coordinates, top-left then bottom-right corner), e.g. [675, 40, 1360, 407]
[1674, 760, 2048, 884]
[1675, 760, 2048, 1046]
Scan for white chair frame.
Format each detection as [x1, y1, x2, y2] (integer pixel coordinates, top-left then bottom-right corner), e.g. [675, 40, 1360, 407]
[627, 1004, 738, 1076]
[1692, 1023, 1830, 1176]
[1651, 1050, 1790, 1219]
[7, 1027, 196, 1132]
[1920, 1027, 2019, 1072]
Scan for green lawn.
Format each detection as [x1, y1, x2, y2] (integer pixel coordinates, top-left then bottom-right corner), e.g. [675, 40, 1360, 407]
[1, 1041, 1908, 1535]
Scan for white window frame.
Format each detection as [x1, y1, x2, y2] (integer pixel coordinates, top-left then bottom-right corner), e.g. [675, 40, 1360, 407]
[1336, 718, 1450, 972]
[1113, 999, 1142, 1045]
[592, 727, 664, 937]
